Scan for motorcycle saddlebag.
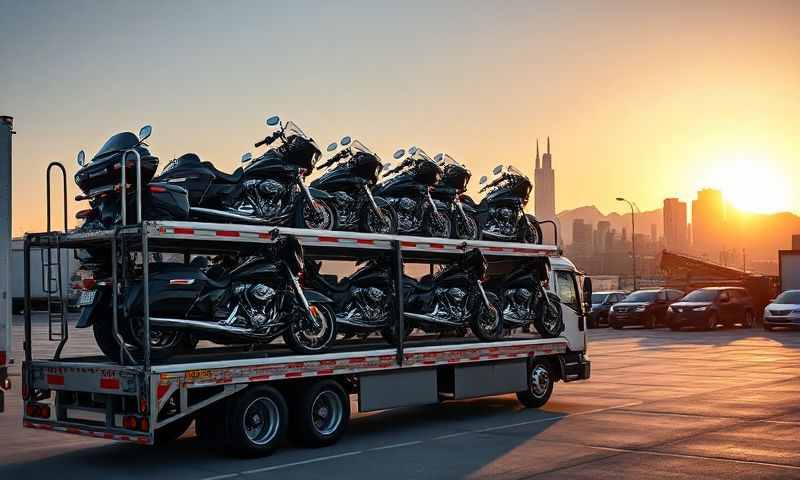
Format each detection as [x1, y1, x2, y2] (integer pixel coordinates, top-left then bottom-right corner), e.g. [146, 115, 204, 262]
[142, 183, 190, 221]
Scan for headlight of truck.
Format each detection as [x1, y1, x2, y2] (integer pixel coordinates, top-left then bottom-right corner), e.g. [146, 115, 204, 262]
[692, 306, 708, 311]
[634, 306, 646, 312]
[667, 306, 673, 313]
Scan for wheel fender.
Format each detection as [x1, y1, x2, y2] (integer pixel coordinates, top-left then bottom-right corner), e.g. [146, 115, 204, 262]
[302, 289, 334, 305]
[461, 202, 477, 215]
[75, 288, 110, 328]
[307, 187, 333, 200]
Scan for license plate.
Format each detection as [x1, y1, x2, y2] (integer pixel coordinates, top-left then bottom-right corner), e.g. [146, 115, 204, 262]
[77, 290, 97, 307]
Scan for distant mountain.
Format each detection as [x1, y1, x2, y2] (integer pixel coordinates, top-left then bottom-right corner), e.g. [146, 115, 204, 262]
[556, 205, 663, 245]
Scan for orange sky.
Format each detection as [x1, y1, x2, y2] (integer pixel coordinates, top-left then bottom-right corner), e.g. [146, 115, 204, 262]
[2, 1, 798, 235]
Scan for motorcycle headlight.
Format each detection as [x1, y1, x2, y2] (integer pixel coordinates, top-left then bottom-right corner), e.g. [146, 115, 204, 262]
[692, 306, 708, 311]
[634, 306, 646, 312]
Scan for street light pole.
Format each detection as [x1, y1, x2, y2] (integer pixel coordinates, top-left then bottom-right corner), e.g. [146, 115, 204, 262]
[616, 197, 637, 290]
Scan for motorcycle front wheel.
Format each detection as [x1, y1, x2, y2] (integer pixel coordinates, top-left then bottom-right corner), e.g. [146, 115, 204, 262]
[518, 215, 544, 244]
[533, 293, 564, 338]
[423, 208, 451, 238]
[296, 198, 338, 231]
[359, 199, 398, 234]
[284, 303, 338, 354]
[471, 291, 504, 341]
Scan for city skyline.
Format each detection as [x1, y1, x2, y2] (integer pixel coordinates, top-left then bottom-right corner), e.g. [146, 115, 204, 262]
[2, 1, 799, 235]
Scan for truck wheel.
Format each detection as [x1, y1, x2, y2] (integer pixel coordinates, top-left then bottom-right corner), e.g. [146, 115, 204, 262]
[154, 416, 193, 445]
[290, 379, 350, 448]
[225, 386, 288, 456]
[516, 359, 554, 408]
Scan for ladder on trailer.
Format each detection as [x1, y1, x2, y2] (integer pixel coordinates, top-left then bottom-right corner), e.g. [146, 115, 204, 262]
[44, 163, 68, 357]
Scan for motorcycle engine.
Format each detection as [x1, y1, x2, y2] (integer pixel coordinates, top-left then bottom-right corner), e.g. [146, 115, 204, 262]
[332, 191, 358, 227]
[431, 287, 468, 322]
[484, 207, 517, 238]
[393, 197, 418, 232]
[341, 286, 390, 327]
[502, 287, 533, 326]
[237, 283, 278, 332]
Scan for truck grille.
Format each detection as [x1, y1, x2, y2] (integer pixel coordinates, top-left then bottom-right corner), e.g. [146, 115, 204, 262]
[769, 310, 791, 317]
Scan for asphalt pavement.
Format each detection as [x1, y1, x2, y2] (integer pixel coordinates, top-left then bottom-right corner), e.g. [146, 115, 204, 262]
[1, 316, 799, 479]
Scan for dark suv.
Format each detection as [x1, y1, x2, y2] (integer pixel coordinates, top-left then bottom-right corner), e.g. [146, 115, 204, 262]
[609, 288, 684, 329]
[588, 291, 626, 328]
[667, 287, 755, 331]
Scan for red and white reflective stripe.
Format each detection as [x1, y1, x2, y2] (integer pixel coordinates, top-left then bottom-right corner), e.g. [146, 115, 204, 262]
[166, 342, 566, 387]
[99, 377, 120, 390]
[23, 421, 152, 445]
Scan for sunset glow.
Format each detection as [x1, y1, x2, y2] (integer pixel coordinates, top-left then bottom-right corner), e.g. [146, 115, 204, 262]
[705, 154, 792, 214]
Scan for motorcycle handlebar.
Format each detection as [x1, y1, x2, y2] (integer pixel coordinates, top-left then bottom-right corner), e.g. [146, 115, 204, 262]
[255, 131, 281, 148]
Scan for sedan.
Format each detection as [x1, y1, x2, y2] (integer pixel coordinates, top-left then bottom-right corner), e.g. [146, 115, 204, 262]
[763, 290, 800, 331]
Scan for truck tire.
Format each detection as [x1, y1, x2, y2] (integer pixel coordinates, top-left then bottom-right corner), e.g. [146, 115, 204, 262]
[289, 379, 350, 448]
[517, 359, 554, 408]
[225, 385, 288, 456]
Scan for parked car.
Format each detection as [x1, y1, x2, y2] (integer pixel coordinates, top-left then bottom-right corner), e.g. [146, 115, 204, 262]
[588, 290, 626, 328]
[763, 289, 800, 331]
[609, 288, 684, 329]
[668, 287, 755, 331]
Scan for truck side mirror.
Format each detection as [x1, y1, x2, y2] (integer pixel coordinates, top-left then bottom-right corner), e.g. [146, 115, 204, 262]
[582, 277, 593, 314]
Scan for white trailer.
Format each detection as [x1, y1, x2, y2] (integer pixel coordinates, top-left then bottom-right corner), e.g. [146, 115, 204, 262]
[21, 220, 591, 453]
[779, 250, 800, 292]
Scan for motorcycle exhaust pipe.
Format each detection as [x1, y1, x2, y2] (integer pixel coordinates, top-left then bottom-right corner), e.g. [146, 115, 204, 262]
[150, 317, 271, 338]
[404, 311, 463, 327]
[190, 207, 273, 225]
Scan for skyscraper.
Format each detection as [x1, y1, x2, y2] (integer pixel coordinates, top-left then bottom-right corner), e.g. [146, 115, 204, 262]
[691, 188, 725, 257]
[534, 137, 556, 243]
[663, 198, 688, 252]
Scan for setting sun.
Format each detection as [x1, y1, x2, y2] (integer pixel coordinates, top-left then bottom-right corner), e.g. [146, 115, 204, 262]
[704, 153, 792, 214]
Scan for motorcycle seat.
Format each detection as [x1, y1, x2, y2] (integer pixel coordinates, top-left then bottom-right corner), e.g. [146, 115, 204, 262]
[206, 163, 243, 184]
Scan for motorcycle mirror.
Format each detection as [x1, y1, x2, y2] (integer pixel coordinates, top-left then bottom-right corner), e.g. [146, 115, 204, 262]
[340, 136, 352, 146]
[326, 142, 338, 152]
[392, 149, 406, 160]
[76, 150, 86, 167]
[408, 146, 418, 156]
[479, 175, 488, 184]
[434, 153, 443, 162]
[266, 115, 280, 127]
[138, 125, 152, 142]
[241, 152, 253, 163]
[492, 165, 504, 175]
[383, 162, 392, 171]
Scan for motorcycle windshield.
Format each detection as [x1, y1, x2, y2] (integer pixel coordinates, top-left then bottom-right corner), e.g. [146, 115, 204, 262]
[410, 148, 434, 163]
[284, 121, 322, 161]
[506, 165, 527, 180]
[92, 132, 140, 162]
[351, 140, 379, 160]
[437, 153, 459, 168]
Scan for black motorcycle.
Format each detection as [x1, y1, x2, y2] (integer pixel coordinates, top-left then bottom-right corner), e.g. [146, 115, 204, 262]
[373, 147, 450, 238]
[73, 125, 190, 231]
[77, 236, 338, 363]
[303, 256, 406, 345]
[474, 165, 542, 243]
[403, 248, 503, 341]
[486, 261, 564, 337]
[154, 115, 337, 230]
[311, 136, 398, 234]
[432, 153, 478, 240]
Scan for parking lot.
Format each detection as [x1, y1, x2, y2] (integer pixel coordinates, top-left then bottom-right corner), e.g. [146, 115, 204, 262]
[1, 317, 799, 479]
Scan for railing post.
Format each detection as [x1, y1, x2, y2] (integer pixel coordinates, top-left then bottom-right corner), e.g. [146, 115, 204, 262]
[392, 240, 404, 366]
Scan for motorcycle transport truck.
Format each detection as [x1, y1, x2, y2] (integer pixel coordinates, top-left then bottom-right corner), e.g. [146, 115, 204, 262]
[18, 160, 591, 455]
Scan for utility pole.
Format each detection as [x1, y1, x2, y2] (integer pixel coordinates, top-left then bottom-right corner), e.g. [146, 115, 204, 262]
[616, 197, 637, 290]
[0, 115, 13, 409]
